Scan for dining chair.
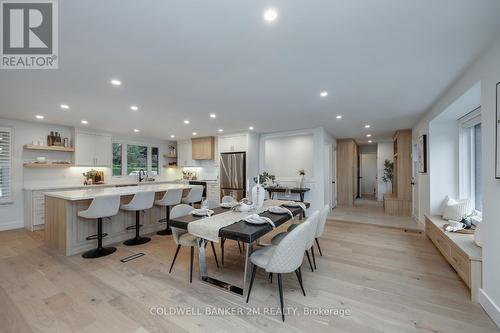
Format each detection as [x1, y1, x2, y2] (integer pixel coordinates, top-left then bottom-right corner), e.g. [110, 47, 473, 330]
[246, 219, 311, 322]
[169, 204, 219, 283]
[271, 210, 320, 271]
[181, 185, 204, 206]
[314, 205, 330, 257]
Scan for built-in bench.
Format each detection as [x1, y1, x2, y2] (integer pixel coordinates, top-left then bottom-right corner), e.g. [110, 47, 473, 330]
[425, 214, 482, 302]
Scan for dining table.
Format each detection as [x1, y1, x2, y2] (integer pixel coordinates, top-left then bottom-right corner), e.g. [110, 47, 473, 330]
[169, 200, 310, 297]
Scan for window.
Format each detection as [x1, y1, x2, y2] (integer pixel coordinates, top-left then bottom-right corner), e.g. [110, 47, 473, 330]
[112, 143, 122, 176]
[459, 108, 482, 211]
[0, 127, 12, 204]
[111, 142, 160, 177]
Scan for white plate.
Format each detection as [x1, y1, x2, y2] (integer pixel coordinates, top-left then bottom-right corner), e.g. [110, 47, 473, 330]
[220, 202, 237, 208]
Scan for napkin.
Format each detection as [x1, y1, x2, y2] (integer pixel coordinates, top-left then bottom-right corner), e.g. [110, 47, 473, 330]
[191, 208, 214, 217]
[268, 206, 294, 218]
[243, 214, 276, 229]
[282, 201, 307, 212]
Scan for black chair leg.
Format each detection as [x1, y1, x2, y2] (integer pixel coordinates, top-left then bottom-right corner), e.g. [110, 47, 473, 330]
[268, 272, 273, 283]
[221, 238, 225, 266]
[237, 240, 242, 254]
[246, 264, 257, 303]
[124, 211, 151, 246]
[169, 244, 181, 273]
[157, 206, 172, 235]
[210, 241, 219, 268]
[311, 246, 317, 270]
[315, 238, 323, 256]
[82, 218, 116, 259]
[190, 246, 194, 283]
[277, 273, 285, 322]
[305, 250, 314, 272]
[295, 268, 306, 296]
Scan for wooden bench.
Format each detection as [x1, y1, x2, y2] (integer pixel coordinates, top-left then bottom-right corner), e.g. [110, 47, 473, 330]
[425, 214, 482, 302]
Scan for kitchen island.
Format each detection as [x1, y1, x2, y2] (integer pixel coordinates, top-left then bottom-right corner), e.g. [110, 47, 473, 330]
[44, 183, 192, 256]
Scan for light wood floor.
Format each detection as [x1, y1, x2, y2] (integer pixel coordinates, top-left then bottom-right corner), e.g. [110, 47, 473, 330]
[331, 198, 423, 230]
[0, 220, 498, 333]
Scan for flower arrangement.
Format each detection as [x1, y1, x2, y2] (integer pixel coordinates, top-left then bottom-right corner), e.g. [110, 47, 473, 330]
[253, 171, 275, 184]
[298, 169, 305, 176]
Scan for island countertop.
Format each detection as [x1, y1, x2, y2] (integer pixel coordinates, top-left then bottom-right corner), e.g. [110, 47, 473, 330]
[44, 183, 193, 201]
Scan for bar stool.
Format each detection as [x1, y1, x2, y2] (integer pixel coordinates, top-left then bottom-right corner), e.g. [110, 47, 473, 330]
[78, 195, 121, 259]
[121, 191, 155, 246]
[155, 188, 183, 235]
[181, 185, 203, 206]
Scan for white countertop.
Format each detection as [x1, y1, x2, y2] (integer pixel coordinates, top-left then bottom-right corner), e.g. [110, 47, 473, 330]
[44, 183, 192, 201]
[24, 180, 181, 191]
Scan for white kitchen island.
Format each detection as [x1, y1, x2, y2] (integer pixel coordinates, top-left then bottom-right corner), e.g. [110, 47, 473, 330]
[43, 183, 192, 256]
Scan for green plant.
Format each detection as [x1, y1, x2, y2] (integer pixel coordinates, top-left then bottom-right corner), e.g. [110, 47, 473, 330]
[382, 159, 393, 183]
[253, 171, 275, 184]
[298, 169, 305, 176]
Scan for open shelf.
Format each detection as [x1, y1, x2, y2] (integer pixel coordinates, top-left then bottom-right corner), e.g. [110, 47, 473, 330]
[163, 164, 178, 168]
[24, 163, 74, 168]
[164, 154, 177, 158]
[23, 144, 75, 152]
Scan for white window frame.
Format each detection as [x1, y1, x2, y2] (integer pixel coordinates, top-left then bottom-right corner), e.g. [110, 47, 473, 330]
[458, 107, 481, 211]
[0, 126, 13, 204]
[112, 140, 161, 177]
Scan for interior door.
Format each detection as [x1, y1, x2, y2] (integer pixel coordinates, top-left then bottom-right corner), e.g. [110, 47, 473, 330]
[331, 144, 337, 208]
[360, 153, 377, 198]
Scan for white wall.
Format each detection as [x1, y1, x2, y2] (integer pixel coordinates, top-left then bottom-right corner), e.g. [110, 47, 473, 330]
[412, 35, 500, 327]
[263, 134, 314, 178]
[376, 141, 393, 201]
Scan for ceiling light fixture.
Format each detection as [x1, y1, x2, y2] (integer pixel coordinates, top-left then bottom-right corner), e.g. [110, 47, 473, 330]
[130, 105, 139, 111]
[320, 91, 328, 97]
[183, 120, 190, 124]
[35, 115, 44, 120]
[218, 129, 223, 132]
[368, 140, 373, 143]
[210, 114, 216, 119]
[170, 135, 175, 139]
[364, 124, 371, 129]
[192, 132, 197, 136]
[263, 8, 278, 22]
[110, 79, 122, 86]
[60, 104, 69, 110]
[336, 115, 342, 119]
[249, 126, 254, 130]
[366, 134, 372, 138]
[81, 120, 88, 125]
[134, 129, 140, 133]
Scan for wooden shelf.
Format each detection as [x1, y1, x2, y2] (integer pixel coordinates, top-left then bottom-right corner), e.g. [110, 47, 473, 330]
[164, 154, 177, 158]
[23, 144, 75, 152]
[24, 163, 74, 168]
[163, 164, 178, 168]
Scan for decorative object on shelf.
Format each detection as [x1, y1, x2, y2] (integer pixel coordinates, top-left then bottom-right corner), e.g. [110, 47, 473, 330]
[253, 171, 275, 185]
[417, 134, 427, 173]
[496, 82, 500, 179]
[298, 169, 305, 188]
[82, 169, 105, 185]
[167, 145, 177, 158]
[182, 170, 195, 180]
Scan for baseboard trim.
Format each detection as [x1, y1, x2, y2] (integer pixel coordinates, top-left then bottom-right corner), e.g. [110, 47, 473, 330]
[0, 220, 23, 232]
[479, 289, 500, 328]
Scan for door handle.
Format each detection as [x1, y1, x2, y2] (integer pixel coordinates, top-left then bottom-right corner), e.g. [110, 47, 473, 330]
[332, 181, 335, 184]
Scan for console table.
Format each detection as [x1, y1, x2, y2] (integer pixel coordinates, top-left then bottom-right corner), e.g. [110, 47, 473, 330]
[264, 187, 310, 202]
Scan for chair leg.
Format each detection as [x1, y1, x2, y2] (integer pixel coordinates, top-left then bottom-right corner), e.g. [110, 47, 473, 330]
[237, 240, 242, 254]
[221, 238, 225, 266]
[311, 246, 317, 270]
[82, 218, 116, 259]
[190, 246, 194, 283]
[305, 250, 314, 272]
[268, 272, 273, 283]
[157, 206, 172, 235]
[246, 264, 257, 303]
[295, 268, 306, 296]
[124, 211, 151, 246]
[169, 245, 181, 273]
[210, 241, 219, 268]
[315, 238, 323, 256]
[277, 273, 285, 322]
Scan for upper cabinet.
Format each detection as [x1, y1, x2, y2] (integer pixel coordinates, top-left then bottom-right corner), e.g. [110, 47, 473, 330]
[177, 139, 199, 167]
[218, 133, 248, 153]
[74, 129, 112, 167]
[192, 136, 215, 160]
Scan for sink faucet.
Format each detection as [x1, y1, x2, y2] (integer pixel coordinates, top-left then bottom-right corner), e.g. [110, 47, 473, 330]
[138, 169, 146, 182]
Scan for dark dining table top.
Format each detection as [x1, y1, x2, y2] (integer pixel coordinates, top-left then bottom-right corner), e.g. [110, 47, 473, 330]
[169, 202, 310, 243]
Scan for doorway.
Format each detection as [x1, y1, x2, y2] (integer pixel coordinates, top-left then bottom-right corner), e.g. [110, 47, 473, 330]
[359, 152, 377, 200]
[324, 143, 336, 208]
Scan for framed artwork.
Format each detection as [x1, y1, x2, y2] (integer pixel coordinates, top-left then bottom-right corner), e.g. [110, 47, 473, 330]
[417, 134, 427, 173]
[496, 82, 500, 179]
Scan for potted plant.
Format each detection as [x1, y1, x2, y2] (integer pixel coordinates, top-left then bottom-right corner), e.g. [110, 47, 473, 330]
[253, 171, 276, 186]
[298, 169, 306, 188]
[382, 159, 393, 193]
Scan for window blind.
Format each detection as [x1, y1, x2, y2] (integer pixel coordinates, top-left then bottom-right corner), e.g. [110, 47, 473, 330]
[0, 127, 12, 204]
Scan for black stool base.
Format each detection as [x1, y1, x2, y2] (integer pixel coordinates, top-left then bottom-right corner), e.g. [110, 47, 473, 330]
[124, 236, 151, 246]
[82, 247, 116, 259]
[157, 228, 172, 235]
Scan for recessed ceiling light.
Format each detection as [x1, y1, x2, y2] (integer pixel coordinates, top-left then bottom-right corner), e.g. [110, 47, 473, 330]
[110, 79, 122, 86]
[320, 91, 328, 97]
[218, 129, 223, 132]
[170, 135, 175, 139]
[134, 129, 140, 133]
[368, 140, 373, 143]
[366, 134, 372, 138]
[60, 104, 69, 110]
[130, 105, 139, 111]
[210, 114, 217, 119]
[336, 115, 342, 119]
[0, 147, 2, 151]
[364, 124, 371, 129]
[192, 132, 197, 136]
[264, 8, 278, 22]
[35, 115, 44, 120]
[81, 120, 88, 125]
[184, 120, 190, 124]
[249, 126, 254, 130]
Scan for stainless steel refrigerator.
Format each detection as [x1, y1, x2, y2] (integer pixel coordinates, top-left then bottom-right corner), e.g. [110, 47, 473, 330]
[220, 152, 246, 201]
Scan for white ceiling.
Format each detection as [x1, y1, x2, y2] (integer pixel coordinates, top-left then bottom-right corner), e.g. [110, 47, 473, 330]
[1, 0, 500, 143]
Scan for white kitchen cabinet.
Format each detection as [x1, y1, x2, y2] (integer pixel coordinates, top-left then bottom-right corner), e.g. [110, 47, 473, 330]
[177, 139, 199, 167]
[74, 129, 112, 166]
[218, 133, 248, 153]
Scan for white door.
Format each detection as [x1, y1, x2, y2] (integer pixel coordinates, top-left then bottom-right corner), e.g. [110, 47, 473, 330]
[360, 153, 377, 198]
[412, 143, 419, 219]
[331, 144, 337, 208]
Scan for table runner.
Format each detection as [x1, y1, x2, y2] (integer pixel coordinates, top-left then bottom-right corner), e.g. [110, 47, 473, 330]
[187, 200, 289, 242]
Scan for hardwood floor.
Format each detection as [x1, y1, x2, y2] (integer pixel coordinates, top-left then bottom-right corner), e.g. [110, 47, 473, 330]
[0, 220, 498, 333]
